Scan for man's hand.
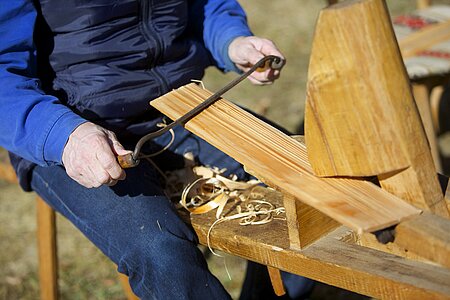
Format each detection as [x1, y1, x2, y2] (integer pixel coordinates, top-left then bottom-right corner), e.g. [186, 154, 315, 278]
[228, 36, 285, 85]
[62, 122, 130, 188]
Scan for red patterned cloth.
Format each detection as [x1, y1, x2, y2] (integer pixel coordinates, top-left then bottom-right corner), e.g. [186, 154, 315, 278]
[393, 5, 450, 79]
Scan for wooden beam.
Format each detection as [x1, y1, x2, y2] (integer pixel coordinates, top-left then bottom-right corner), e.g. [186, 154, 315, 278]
[416, 0, 432, 9]
[151, 83, 420, 233]
[186, 187, 450, 300]
[412, 84, 442, 173]
[394, 212, 450, 268]
[303, 0, 448, 216]
[399, 20, 450, 59]
[37, 196, 58, 300]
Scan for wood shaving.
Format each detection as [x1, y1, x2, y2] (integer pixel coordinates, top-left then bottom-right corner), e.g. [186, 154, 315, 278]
[175, 165, 285, 256]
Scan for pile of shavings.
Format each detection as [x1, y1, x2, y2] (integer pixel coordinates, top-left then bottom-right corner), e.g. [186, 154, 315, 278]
[178, 165, 285, 256]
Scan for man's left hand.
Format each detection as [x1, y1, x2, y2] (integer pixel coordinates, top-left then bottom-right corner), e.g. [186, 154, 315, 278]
[228, 36, 285, 85]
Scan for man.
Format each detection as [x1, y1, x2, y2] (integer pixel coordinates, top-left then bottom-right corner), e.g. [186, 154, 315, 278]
[0, 0, 312, 298]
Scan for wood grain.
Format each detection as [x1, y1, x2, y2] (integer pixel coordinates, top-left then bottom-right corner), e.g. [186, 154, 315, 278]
[303, 0, 448, 216]
[416, 0, 432, 9]
[267, 266, 286, 296]
[412, 84, 442, 173]
[283, 193, 339, 249]
[186, 187, 450, 300]
[395, 212, 450, 268]
[151, 83, 420, 233]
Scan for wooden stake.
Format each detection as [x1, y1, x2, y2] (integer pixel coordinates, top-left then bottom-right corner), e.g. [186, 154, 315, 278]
[267, 267, 286, 296]
[283, 193, 338, 250]
[303, 0, 448, 216]
[416, 0, 432, 9]
[412, 84, 442, 173]
[37, 196, 58, 300]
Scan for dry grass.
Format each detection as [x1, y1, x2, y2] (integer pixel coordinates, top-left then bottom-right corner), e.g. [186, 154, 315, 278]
[1, 0, 449, 299]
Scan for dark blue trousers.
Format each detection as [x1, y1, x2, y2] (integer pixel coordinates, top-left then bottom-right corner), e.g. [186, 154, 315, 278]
[30, 125, 313, 299]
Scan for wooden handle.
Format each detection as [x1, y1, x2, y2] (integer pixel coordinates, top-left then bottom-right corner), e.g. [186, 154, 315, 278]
[267, 266, 286, 296]
[117, 153, 139, 168]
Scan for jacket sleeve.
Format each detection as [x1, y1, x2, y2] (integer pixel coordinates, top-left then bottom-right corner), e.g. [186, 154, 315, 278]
[0, 0, 86, 166]
[189, 0, 253, 72]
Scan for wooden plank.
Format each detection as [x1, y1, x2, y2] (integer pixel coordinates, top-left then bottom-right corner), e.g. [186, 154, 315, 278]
[37, 196, 58, 300]
[279, 135, 339, 249]
[283, 193, 339, 249]
[186, 187, 450, 300]
[355, 231, 431, 263]
[151, 83, 420, 233]
[399, 20, 450, 59]
[394, 212, 450, 268]
[412, 84, 442, 173]
[303, 0, 448, 216]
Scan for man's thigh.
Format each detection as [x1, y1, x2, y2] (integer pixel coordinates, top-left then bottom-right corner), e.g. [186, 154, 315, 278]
[30, 160, 197, 263]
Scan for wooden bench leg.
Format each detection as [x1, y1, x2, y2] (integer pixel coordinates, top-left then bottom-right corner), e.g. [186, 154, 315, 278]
[37, 196, 58, 300]
[412, 83, 443, 173]
[118, 272, 139, 300]
[267, 266, 286, 296]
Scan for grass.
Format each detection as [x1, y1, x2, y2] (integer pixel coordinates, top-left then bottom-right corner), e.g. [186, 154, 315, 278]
[1, 0, 448, 299]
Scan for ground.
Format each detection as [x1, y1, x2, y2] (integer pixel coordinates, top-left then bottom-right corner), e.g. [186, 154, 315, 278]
[0, 0, 449, 299]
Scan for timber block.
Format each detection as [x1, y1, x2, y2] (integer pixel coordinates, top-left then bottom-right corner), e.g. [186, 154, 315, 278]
[184, 186, 450, 300]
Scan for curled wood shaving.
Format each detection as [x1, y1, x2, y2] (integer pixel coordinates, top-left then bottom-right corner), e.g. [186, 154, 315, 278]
[178, 166, 286, 257]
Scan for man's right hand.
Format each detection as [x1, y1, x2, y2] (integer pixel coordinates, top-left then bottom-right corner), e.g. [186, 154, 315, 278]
[62, 122, 130, 188]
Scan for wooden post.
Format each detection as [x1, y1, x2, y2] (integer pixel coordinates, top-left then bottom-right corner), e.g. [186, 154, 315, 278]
[283, 193, 338, 250]
[412, 83, 442, 173]
[267, 266, 286, 296]
[117, 273, 139, 300]
[417, 0, 432, 9]
[37, 196, 58, 300]
[303, 0, 448, 216]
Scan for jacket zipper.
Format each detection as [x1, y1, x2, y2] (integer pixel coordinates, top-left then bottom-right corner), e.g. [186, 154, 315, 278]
[139, 0, 170, 94]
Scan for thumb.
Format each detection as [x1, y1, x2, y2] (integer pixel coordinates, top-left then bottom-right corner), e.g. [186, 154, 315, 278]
[107, 132, 132, 156]
[244, 46, 265, 66]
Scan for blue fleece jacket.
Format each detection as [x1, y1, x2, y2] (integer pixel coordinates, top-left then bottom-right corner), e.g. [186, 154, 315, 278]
[0, 0, 252, 189]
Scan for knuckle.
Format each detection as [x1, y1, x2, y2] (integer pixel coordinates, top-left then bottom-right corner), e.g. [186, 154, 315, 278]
[91, 181, 102, 188]
[97, 173, 110, 184]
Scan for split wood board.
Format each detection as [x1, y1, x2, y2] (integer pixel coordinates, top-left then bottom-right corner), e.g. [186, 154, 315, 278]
[184, 186, 450, 300]
[151, 83, 420, 233]
[303, 0, 448, 216]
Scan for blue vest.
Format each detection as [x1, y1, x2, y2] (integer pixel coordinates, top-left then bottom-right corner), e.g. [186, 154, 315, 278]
[10, 0, 220, 190]
[35, 0, 212, 140]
